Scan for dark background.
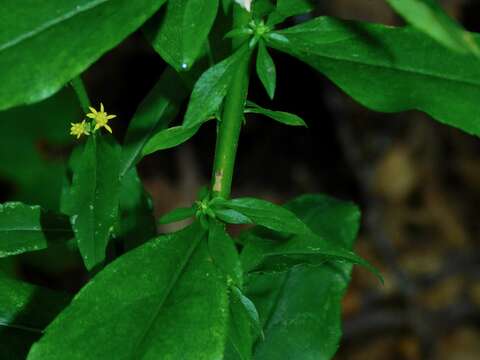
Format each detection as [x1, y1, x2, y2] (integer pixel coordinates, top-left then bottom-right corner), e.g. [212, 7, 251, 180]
[2, 1, 480, 359]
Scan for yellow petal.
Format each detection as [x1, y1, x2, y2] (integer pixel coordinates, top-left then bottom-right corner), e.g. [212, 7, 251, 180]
[105, 124, 113, 133]
[106, 114, 116, 120]
[86, 113, 96, 119]
[100, 103, 104, 112]
[88, 106, 97, 114]
[94, 124, 100, 132]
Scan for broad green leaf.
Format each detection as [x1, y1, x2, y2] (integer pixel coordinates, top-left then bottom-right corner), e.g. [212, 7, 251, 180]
[267, 0, 313, 26]
[0, 274, 70, 358]
[158, 206, 195, 225]
[142, 124, 203, 156]
[243, 194, 362, 359]
[245, 101, 306, 127]
[208, 221, 243, 286]
[183, 45, 250, 128]
[66, 135, 121, 270]
[267, 16, 480, 136]
[28, 222, 229, 359]
[116, 168, 156, 251]
[0, 0, 167, 111]
[121, 67, 188, 178]
[256, 41, 277, 99]
[211, 197, 311, 235]
[386, 0, 480, 56]
[0, 203, 72, 258]
[0, 87, 79, 210]
[147, 0, 219, 71]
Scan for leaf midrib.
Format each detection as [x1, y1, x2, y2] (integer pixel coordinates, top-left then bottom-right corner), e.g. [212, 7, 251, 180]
[0, 0, 111, 52]
[129, 232, 204, 357]
[272, 32, 480, 88]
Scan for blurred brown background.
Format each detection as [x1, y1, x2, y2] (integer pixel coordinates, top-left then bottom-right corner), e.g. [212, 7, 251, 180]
[1, 1, 480, 359]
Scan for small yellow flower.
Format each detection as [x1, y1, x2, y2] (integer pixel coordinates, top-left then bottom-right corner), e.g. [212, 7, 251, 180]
[86, 103, 117, 133]
[70, 120, 90, 139]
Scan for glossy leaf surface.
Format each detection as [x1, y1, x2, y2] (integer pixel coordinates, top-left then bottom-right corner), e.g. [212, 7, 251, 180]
[28, 222, 229, 359]
[183, 45, 249, 128]
[0, 203, 72, 258]
[211, 197, 312, 235]
[245, 101, 306, 127]
[386, 0, 480, 55]
[256, 41, 276, 99]
[208, 220, 243, 286]
[148, 0, 219, 70]
[66, 135, 121, 270]
[0, 0, 167, 110]
[242, 194, 362, 359]
[121, 67, 188, 178]
[267, 16, 480, 136]
[142, 124, 203, 156]
[0, 274, 70, 358]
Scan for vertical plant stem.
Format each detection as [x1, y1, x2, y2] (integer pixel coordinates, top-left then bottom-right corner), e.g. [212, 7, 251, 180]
[211, 7, 252, 199]
[71, 76, 91, 113]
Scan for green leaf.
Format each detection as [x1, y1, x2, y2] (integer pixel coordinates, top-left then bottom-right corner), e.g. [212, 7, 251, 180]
[224, 293, 254, 360]
[256, 41, 277, 99]
[147, 0, 219, 71]
[0, 87, 79, 210]
[183, 45, 250, 128]
[243, 194, 362, 359]
[0, 273, 70, 358]
[252, 0, 275, 20]
[121, 67, 188, 178]
[231, 287, 263, 339]
[386, 0, 480, 56]
[142, 124, 203, 156]
[158, 207, 195, 225]
[116, 168, 156, 251]
[66, 135, 121, 270]
[211, 197, 311, 235]
[267, 0, 313, 26]
[267, 16, 480, 136]
[245, 101, 306, 127]
[0, 203, 73, 258]
[0, 0, 167, 111]
[214, 208, 253, 224]
[208, 220, 243, 286]
[28, 222, 229, 359]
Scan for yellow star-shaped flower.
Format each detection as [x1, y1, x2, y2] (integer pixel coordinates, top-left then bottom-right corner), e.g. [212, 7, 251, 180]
[70, 120, 90, 139]
[86, 103, 117, 133]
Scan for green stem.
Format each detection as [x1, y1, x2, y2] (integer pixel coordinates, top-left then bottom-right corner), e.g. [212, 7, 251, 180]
[70, 76, 91, 113]
[211, 7, 252, 199]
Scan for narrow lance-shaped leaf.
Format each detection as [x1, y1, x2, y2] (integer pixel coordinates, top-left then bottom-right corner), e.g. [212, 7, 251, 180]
[28, 222, 229, 360]
[121, 67, 188, 178]
[183, 44, 250, 128]
[147, 0, 220, 71]
[0, 203, 72, 258]
[0, 0, 167, 111]
[256, 41, 277, 99]
[158, 206, 195, 225]
[211, 197, 312, 235]
[142, 124, 204, 156]
[245, 101, 307, 127]
[267, 16, 480, 136]
[66, 135, 121, 271]
[386, 0, 480, 56]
